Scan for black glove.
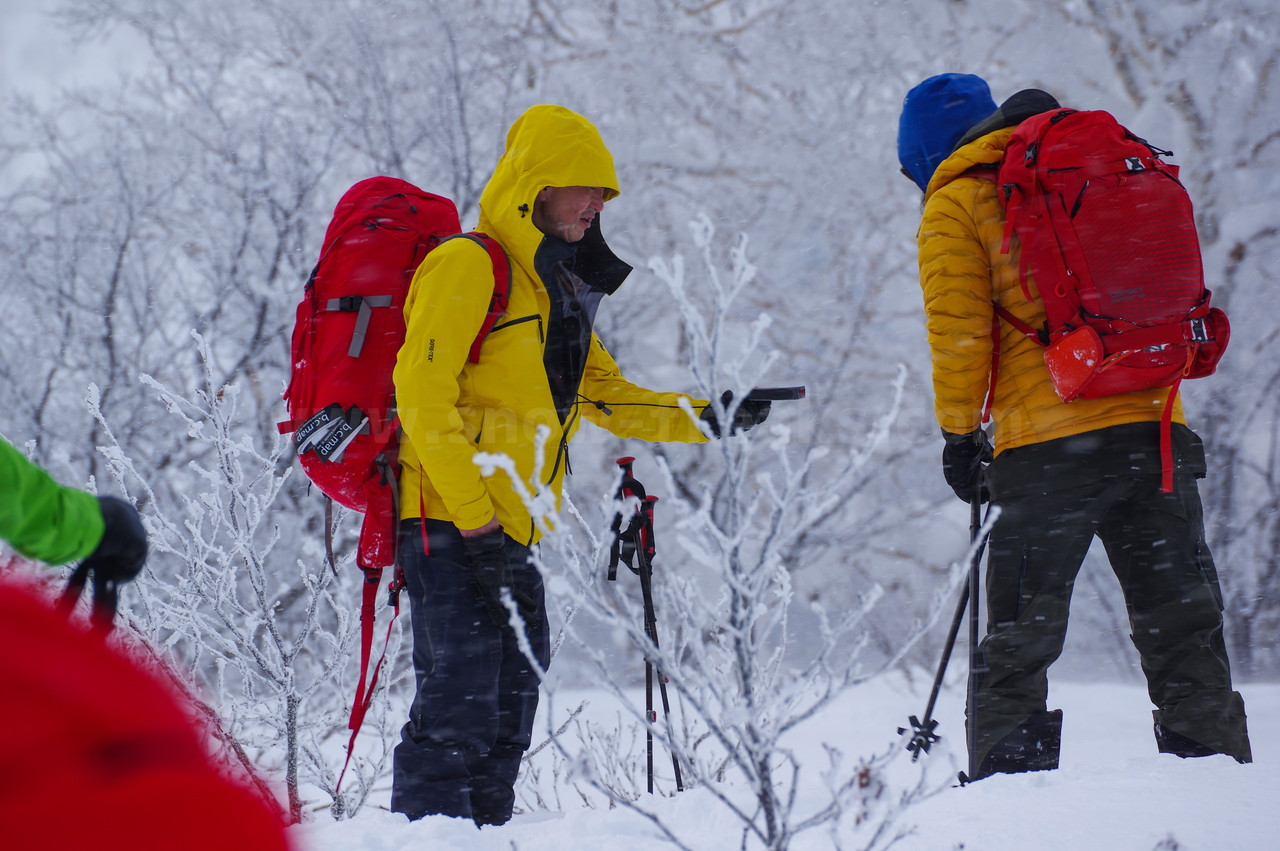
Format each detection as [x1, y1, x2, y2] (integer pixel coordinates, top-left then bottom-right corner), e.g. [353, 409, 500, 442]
[700, 391, 771, 438]
[461, 528, 536, 628]
[941, 428, 993, 504]
[82, 496, 148, 584]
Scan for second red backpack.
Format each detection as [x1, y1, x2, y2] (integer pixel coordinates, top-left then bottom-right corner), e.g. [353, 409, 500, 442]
[994, 108, 1229, 404]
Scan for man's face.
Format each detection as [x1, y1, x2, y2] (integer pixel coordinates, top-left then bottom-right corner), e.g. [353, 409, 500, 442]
[532, 185, 606, 243]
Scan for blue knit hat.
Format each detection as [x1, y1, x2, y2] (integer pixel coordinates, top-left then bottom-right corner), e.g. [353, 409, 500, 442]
[897, 73, 997, 192]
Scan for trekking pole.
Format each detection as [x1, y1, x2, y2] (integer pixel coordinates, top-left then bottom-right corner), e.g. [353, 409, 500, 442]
[900, 574, 968, 759]
[58, 561, 124, 634]
[637, 497, 657, 794]
[899, 482, 990, 762]
[962, 485, 984, 784]
[634, 494, 684, 793]
[608, 456, 684, 794]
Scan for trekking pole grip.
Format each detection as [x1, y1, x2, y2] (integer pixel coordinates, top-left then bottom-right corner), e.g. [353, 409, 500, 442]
[642, 495, 658, 558]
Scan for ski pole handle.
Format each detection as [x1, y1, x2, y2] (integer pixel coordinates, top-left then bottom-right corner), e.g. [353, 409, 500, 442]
[641, 496, 658, 557]
[615, 456, 645, 505]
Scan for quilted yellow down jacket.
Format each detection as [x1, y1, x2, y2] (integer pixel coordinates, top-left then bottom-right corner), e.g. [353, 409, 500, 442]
[394, 105, 708, 545]
[918, 126, 1184, 455]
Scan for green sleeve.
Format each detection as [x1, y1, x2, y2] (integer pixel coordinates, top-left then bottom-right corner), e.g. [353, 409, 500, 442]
[0, 438, 105, 565]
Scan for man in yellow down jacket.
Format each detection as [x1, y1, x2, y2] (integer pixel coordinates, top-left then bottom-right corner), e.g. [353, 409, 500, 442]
[899, 75, 1250, 780]
[390, 104, 769, 824]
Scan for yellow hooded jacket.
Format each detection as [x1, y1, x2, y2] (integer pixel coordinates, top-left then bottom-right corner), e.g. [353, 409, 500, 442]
[394, 105, 708, 544]
[918, 126, 1184, 454]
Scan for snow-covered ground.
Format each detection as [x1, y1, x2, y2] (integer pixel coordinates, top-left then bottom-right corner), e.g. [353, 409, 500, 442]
[293, 677, 1279, 850]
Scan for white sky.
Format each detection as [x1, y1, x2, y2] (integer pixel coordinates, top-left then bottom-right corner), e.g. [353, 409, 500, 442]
[0, 1, 138, 104]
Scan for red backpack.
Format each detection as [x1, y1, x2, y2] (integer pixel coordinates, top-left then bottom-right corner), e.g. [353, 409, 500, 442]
[989, 109, 1229, 489]
[279, 176, 509, 572]
[278, 176, 509, 781]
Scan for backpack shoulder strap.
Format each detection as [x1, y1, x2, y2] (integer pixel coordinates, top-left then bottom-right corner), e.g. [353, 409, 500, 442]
[960, 163, 998, 182]
[993, 303, 1046, 345]
[444, 232, 512, 364]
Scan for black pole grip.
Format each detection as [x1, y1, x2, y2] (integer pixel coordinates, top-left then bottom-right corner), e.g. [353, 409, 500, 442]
[743, 386, 806, 402]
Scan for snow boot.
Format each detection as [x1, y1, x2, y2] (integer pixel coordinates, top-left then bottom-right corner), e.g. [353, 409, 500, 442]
[1152, 690, 1252, 763]
[970, 708, 1062, 781]
[1154, 719, 1251, 763]
[1154, 723, 1219, 758]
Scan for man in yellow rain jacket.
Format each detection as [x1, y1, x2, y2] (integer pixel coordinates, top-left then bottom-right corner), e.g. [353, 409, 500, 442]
[899, 75, 1250, 780]
[390, 104, 769, 824]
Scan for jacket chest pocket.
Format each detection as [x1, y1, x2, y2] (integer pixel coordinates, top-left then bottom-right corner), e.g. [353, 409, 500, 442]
[490, 314, 544, 343]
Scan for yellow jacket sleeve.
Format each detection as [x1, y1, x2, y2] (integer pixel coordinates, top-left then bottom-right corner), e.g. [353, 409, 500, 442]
[579, 336, 709, 443]
[393, 240, 497, 530]
[919, 180, 996, 435]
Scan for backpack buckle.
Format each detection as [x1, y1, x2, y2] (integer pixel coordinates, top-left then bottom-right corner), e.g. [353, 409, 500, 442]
[327, 296, 362, 312]
[1189, 317, 1210, 343]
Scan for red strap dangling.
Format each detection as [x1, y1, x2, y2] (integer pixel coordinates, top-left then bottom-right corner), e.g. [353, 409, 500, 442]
[335, 568, 402, 796]
[983, 313, 1001, 424]
[1158, 379, 1182, 494]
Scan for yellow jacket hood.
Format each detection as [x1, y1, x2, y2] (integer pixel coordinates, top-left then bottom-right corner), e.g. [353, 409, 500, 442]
[395, 105, 707, 545]
[478, 105, 621, 277]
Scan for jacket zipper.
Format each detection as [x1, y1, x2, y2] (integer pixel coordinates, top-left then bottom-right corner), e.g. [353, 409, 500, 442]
[519, 408, 576, 547]
[547, 410, 576, 484]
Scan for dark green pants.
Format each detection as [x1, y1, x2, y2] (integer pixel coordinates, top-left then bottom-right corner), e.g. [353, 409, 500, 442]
[972, 423, 1251, 776]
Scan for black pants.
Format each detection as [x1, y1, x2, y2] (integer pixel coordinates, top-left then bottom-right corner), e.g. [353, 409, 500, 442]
[389, 519, 549, 825]
[972, 424, 1251, 773]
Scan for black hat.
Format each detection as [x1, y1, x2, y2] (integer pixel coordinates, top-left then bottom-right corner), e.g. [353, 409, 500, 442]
[953, 89, 1062, 150]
